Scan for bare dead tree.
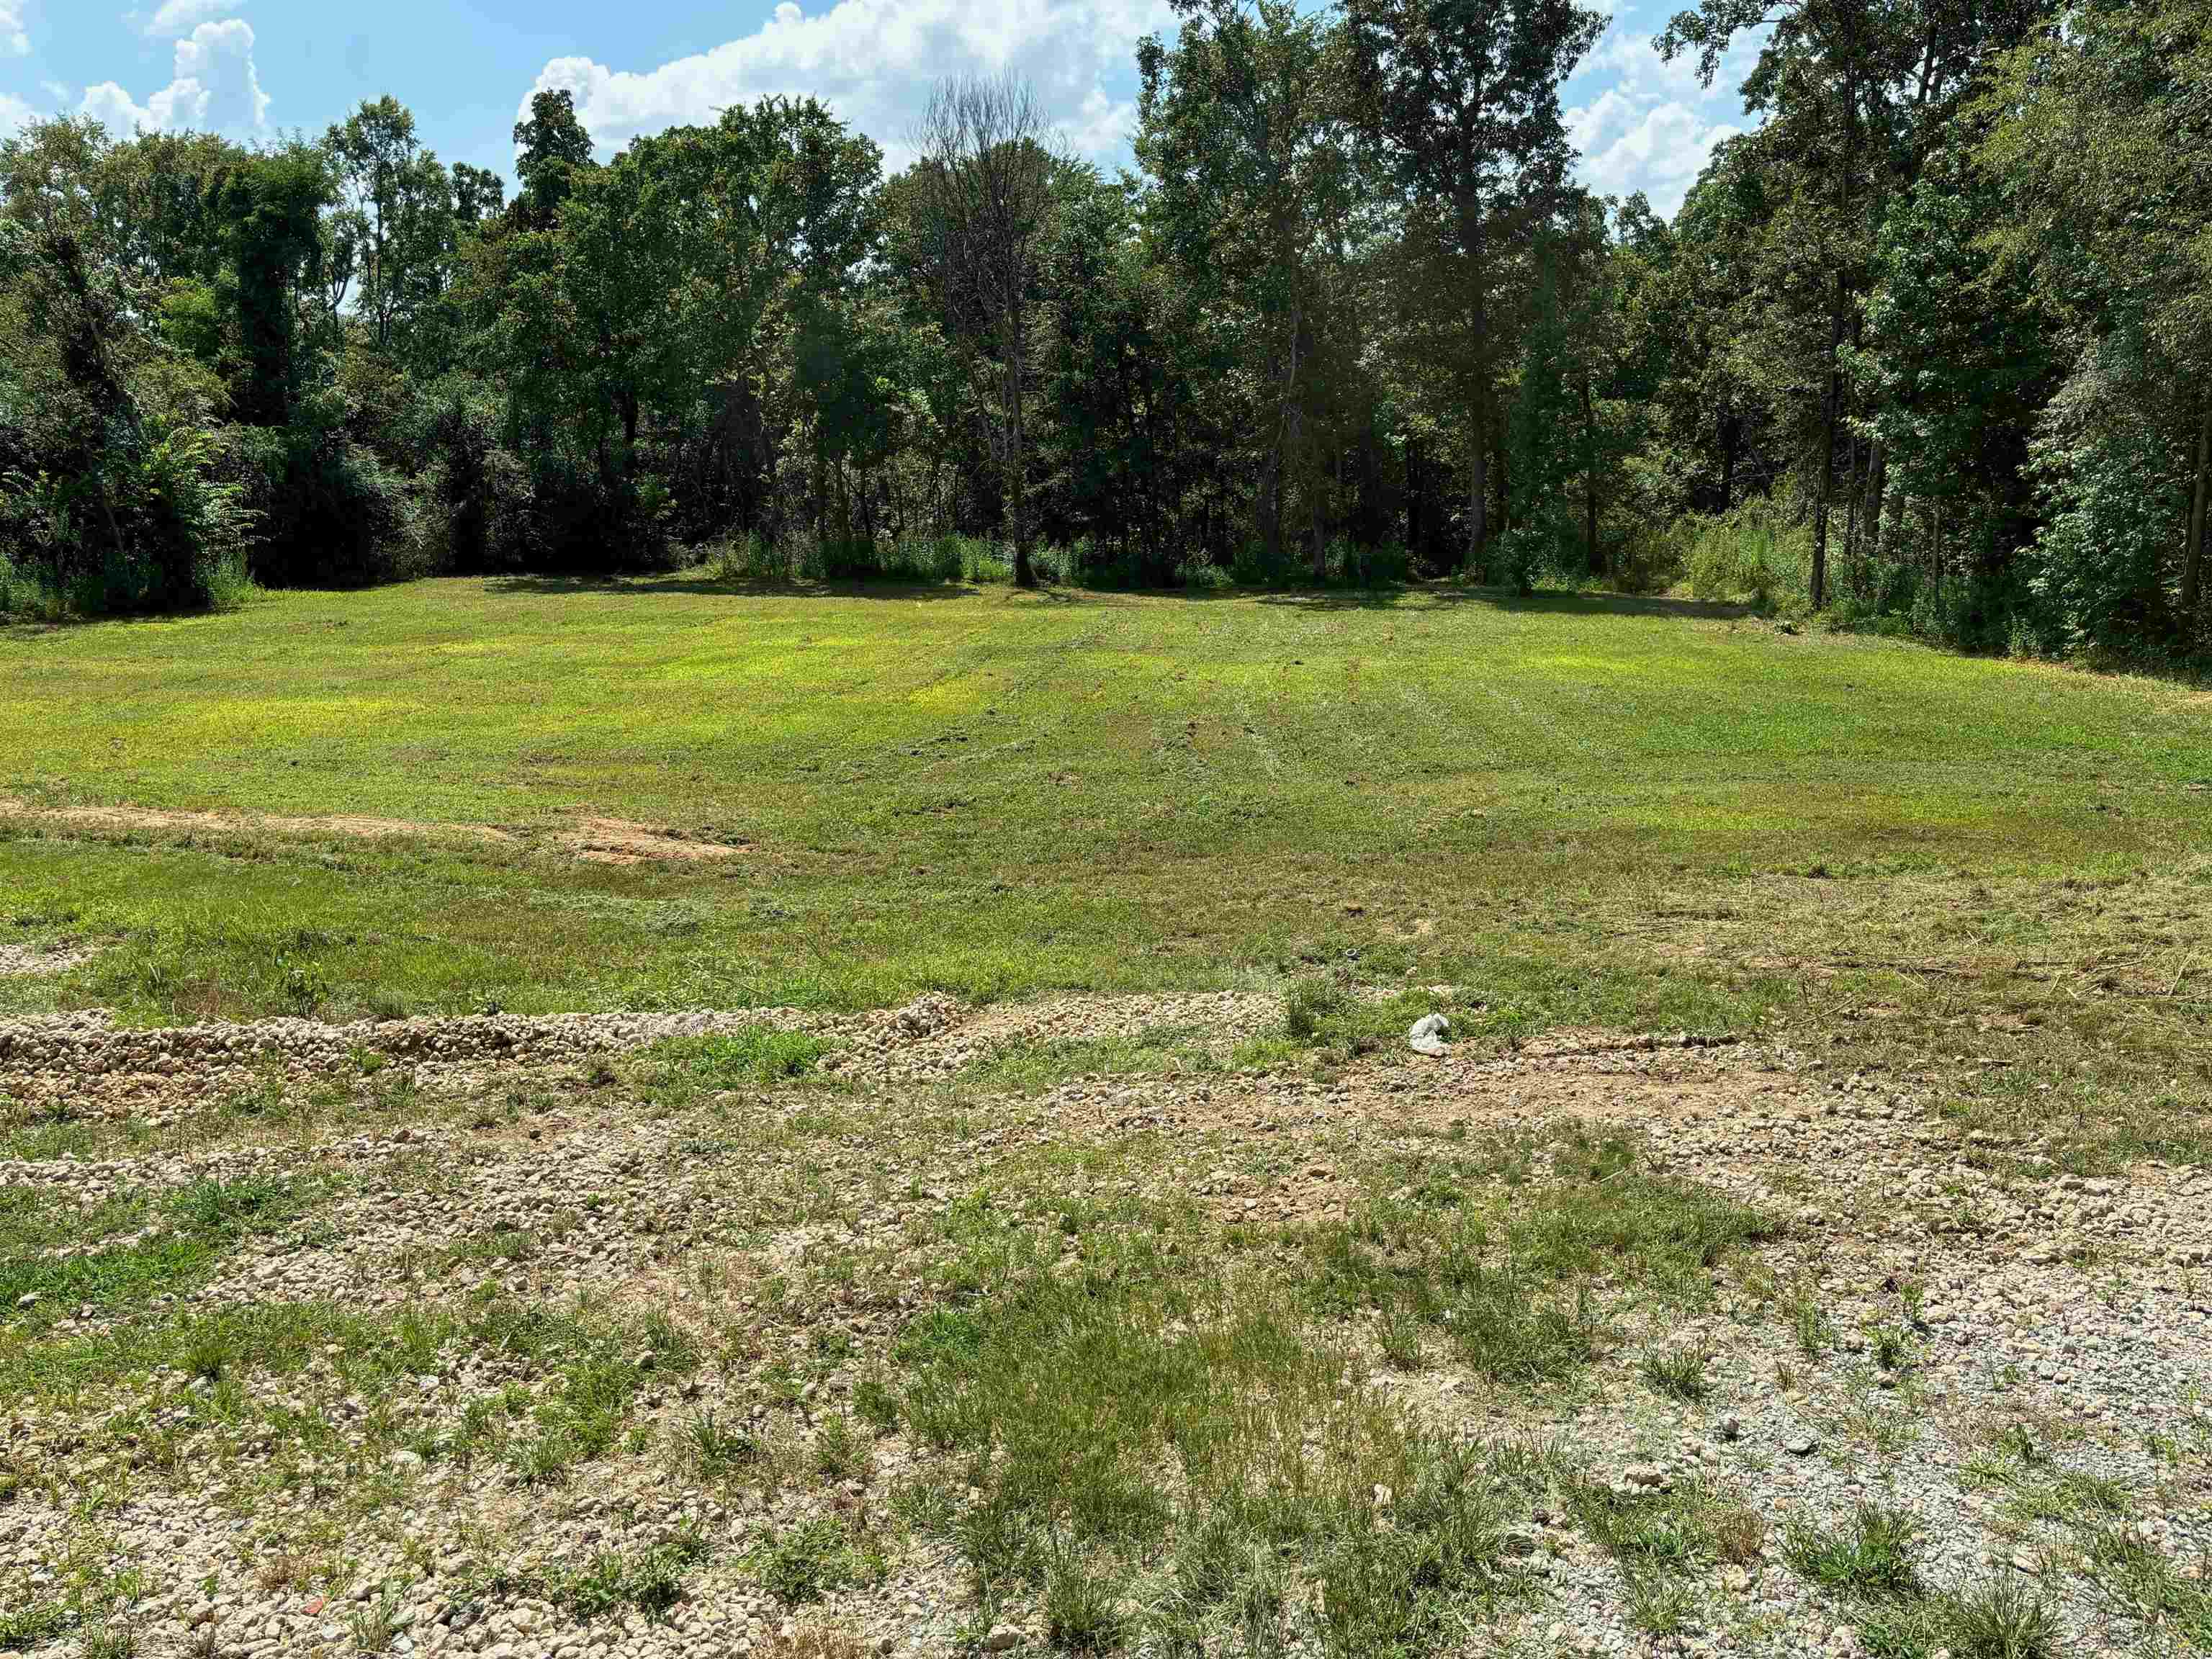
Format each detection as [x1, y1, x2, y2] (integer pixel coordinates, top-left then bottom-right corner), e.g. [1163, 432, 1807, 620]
[912, 74, 1059, 589]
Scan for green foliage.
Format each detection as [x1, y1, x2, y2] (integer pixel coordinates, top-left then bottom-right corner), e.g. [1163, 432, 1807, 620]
[644, 1025, 836, 1091]
[0, 1599, 71, 1651]
[1678, 499, 1809, 611]
[1784, 1503, 1923, 1599]
[549, 1524, 709, 1622]
[747, 1516, 878, 1606]
[0, 0, 2202, 662]
[1282, 975, 1351, 1041]
[1640, 1341, 1714, 1402]
[2, 423, 256, 616]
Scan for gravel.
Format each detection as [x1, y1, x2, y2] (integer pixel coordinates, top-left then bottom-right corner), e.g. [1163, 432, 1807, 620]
[4, 992, 2206, 1658]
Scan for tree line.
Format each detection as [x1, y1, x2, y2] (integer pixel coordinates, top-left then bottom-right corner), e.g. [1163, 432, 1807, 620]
[1, 0, 2206, 662]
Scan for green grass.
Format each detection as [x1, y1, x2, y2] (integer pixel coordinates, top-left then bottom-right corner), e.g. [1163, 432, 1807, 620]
[747, 1516, 882, 1607]
[871, 1172, 1632, 1650]
[1784, 1503, 1925, 1599]
[639, 1025, 839, 1090]
[0, 1173, 328, 1337]
[1640, 1341, 1715, 1403]
[949, 1022, 1272, 1096]
[0, 579, 2206, 1056]
[515, 1524, 711, 1623]
[0, 1601, 71, 1652]
[1303, 1130, 1776, 1381]
[1773, 1501, 2074, 1659]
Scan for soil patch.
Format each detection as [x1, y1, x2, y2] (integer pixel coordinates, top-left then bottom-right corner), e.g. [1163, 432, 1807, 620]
[0, 799, 747, 866]
[558, 816, 747, 864]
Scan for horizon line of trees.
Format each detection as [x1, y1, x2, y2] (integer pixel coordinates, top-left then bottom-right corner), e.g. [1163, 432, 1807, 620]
[2, 0, 2206, 663]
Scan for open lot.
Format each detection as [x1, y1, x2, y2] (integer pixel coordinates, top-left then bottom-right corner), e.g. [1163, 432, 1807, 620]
[4, 580, 2210, 1657]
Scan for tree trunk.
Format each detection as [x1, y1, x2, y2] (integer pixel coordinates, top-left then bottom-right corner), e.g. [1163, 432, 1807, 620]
[1842, 426, 1863, 573]
[1719, 408, 1737, 511]
[1460, 195, 1492, 575]
[1006, 306, 1036, 590]
[1255, 436, 1283, 570]
[1406, 436, 1425, 562]
[1494, 407, 1510, 543]
[1581, 372, 1601, 579]
[1810, 271, 1846, 611]
[1465, 412, 1488, 575]
[1010, 392, 1034, 588]
[1308, 416, 1328, 585]
[2184, 400, 2210, 626]
[1866, 439, 1888, 560]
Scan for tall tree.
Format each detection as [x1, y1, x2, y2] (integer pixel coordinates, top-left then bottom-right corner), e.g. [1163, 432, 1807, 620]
[1138, 0, 1361, 576]
[1660, 0, 2040, 606]
[217, 144, 335, 427]
[512, 89, 594, 230]
[451, 163, 505, 229]
[1343, 0, 1603, 572]
[912, 74, 1061, 589]
[1975, 0, 2212, 647]
[326, 96, 454, 354]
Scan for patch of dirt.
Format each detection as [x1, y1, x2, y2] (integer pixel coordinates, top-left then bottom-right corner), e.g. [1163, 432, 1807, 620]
[0, 797, 751, 865]
[0, 940, 93, 976]
[0, 795, 518, 848]
[558, 815, 747, 864]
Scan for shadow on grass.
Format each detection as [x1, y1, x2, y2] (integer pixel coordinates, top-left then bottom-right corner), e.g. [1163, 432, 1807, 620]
[484, 572, 992, 603]
[482, 572, 1757, 621]
[1249, 583, 1758, 621]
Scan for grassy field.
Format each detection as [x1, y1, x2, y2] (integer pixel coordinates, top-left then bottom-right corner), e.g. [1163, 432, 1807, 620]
[4, 575, 2209, 1084]
[7, 576, 2212, 1655]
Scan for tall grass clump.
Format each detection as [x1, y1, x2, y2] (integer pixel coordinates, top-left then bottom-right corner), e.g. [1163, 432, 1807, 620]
[1678, 498, 1812, 610]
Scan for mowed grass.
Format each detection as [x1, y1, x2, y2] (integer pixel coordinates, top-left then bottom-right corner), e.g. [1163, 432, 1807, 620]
[3, 577, 2209, 1046]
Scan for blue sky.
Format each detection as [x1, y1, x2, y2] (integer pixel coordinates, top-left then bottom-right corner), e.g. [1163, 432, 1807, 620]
[0, 0, 1761, 216]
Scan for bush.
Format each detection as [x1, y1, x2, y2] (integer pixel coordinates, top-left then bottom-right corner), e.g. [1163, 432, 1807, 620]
[2023, 390, 2188, 657]
[402, 379, 536, 574]
[235, 388, 414, 588]
[1679, 498, 1812, 610]
[1, 422, 257, 617]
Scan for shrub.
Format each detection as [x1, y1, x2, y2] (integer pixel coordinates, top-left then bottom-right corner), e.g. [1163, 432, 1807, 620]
[1681, 498, 1811, 610]
[235, 389, 413, 588]
[1, 423, 256, 616]
[402, 378, 536, 573]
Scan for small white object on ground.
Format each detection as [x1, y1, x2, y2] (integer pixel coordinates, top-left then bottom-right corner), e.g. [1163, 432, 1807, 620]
[1408, 1012, 1450, 1056]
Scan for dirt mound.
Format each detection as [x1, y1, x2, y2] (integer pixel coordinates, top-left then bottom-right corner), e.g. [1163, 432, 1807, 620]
[558, 816, 747, 864]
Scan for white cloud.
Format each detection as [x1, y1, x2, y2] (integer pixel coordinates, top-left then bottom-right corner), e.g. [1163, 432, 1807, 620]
[81, 17, 269, 135]
[0, 91, 35, 136]
[137, 0, 243, 38]
[1571, 92, 1739, 208]
[523, 0, 1174, 170]
[1563, 26, 1763, 215]
[80, 83, 153, 132]
[0, 0, 29, 59]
